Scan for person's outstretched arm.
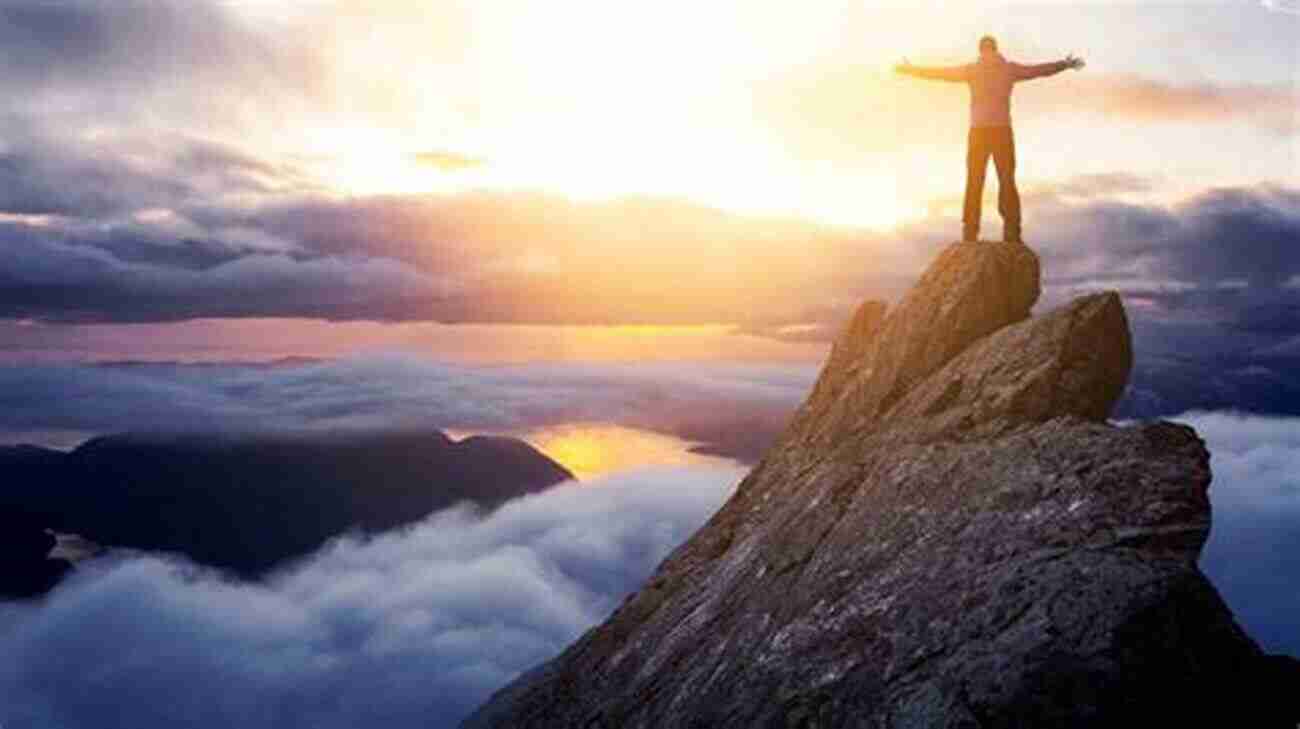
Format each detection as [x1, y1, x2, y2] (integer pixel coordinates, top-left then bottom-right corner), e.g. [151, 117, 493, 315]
[895, 59, 969, 82]
[1013, 53, 1085, 80]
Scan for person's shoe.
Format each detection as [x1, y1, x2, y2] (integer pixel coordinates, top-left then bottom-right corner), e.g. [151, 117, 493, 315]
[962, 226, 979, 243]
[1003, 227, 1023, 245]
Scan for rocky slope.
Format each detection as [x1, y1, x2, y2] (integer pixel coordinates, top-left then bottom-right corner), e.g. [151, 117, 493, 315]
[464, 240, 1297, 727]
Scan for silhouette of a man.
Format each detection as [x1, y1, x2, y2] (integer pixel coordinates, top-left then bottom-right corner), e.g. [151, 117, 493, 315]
[896, 36, 1084, 243]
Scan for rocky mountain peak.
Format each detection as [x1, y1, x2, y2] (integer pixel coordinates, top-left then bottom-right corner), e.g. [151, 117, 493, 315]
[464, 240, 1296, 728]
[790, 240, 1123, 449]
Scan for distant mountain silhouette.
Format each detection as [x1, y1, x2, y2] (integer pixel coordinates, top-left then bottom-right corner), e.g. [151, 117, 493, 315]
[0, 444, 76, 597]
[1, 431, 572, 597]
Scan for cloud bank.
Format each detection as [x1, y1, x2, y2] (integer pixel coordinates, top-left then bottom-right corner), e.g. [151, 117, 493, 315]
[0, 357, 816, 462]
[1, 172, 1298, 348]
[0, 465, 743, 729]
[3, 345, 1300, 464]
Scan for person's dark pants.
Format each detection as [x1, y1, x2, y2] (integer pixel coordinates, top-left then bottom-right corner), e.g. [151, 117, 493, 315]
[962, 125, 1021, 242]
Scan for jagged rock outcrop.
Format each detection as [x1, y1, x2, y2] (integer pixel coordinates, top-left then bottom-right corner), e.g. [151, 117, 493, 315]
[803, 300, 887, 415]
[789, 242, 1039, 446]
[464, 241, 1295, 728]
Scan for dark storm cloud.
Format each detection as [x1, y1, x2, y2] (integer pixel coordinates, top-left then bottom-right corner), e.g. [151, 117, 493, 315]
[1146, 186, 1300, 286]
[0, 223, 451, 323]
[2, 176, 1294, 329]
[0, 186, 906, 324]
[1024, 184, 1300, 336]
[0, 133, 295, 218]
[1115, 316, 1300, 419]
[0, 147, 184, 218]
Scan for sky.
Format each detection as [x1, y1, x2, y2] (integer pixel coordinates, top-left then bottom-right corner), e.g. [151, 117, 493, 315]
[0, 2, 1297, 727]
[0, 0, 1294, 359]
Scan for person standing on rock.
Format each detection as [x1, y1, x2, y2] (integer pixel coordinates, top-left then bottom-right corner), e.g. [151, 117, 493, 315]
[895, 36, 1084, 244]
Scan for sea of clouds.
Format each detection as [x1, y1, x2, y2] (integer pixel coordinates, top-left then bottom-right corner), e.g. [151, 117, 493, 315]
[0, 464, 744, 728]
[0, 368, 1294, 727]
[0, 356, 815, 461]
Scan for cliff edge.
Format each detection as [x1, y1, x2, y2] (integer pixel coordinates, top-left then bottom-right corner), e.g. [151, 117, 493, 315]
[464, 241, 1296, 728]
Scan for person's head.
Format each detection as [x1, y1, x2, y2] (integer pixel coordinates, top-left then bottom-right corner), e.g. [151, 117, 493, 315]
[978, 35, 998, 58]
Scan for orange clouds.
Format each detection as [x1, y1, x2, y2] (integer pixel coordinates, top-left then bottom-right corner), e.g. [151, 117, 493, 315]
[1026, 74, 1298, 133]
[755, 66, 1297, 170]
[413, 151, 487, 172]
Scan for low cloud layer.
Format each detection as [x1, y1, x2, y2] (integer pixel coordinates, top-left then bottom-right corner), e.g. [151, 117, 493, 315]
[4, 347, 1300, 465]
[0, 465, 744, 729]
[0, 413, 1295, 729]
[0, 357, 816, 461]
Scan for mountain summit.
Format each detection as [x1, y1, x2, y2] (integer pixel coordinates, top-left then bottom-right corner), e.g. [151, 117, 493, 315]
[465, 240, 1296, 727]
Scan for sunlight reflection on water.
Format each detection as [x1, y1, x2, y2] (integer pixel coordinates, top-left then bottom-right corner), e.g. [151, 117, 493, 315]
[449, 422, 740, 479]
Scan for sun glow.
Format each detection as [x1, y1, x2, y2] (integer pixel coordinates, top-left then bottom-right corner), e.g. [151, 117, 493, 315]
[302, 126, 914, 230]
[220, 1, 1295, 234]
[516, 423, 737, 478]
[250, 0, 939, 230]
[443, 423, 737, 478]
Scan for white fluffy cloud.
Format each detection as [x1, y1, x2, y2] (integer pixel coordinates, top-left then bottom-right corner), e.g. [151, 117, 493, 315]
[0, 464, 743, 729]
[0, 357, 816, 461]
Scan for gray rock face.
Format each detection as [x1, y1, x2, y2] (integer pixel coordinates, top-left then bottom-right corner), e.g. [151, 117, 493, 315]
[464, 241, 1291, 728]
[793, 241, 1039, 446]
[803, 299, 887, 416]
[885, 292, 1132, 437]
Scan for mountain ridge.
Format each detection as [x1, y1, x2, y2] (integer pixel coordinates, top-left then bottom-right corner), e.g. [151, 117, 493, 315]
[1, 429, 573, 597]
